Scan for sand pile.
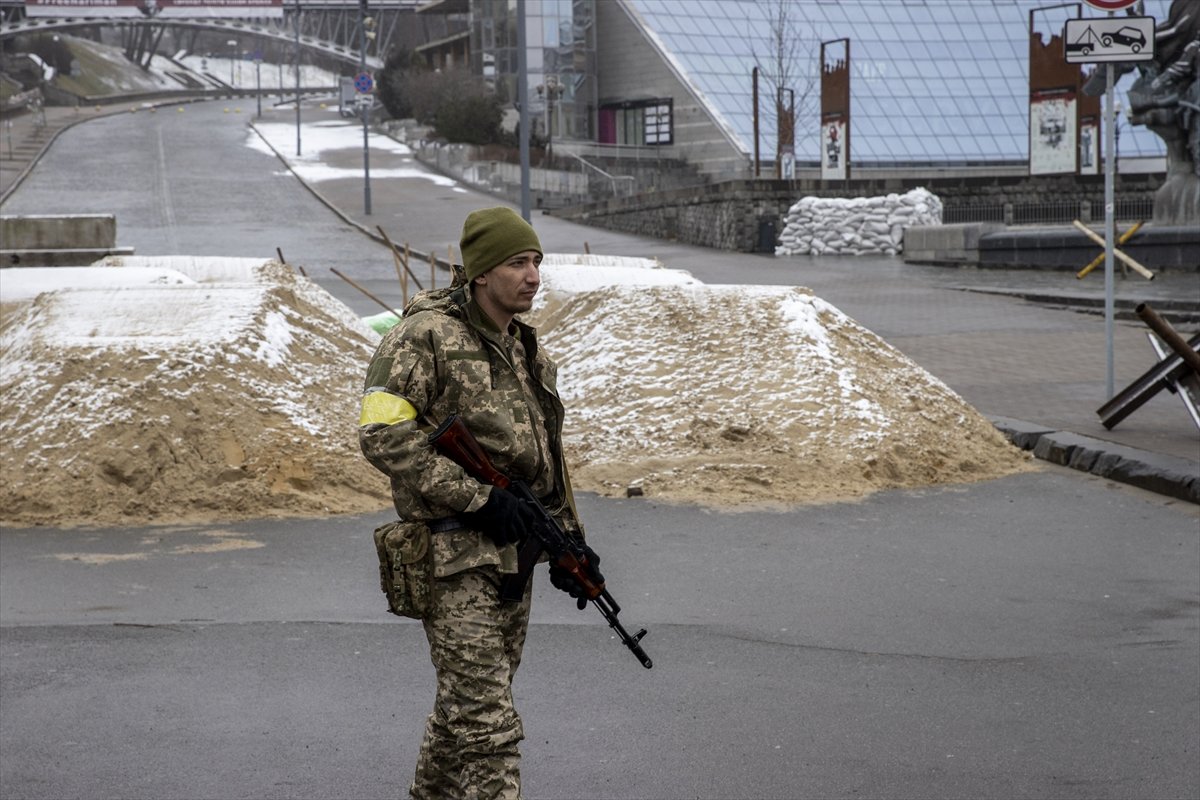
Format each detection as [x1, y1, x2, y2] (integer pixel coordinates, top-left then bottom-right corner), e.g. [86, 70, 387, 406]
[530, 262, 1031, 507]
[0, 257, 390, 528]
[0, 254, 1029, 527]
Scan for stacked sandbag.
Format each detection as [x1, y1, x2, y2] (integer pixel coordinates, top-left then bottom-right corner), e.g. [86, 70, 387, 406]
[775, 187, 943, 256]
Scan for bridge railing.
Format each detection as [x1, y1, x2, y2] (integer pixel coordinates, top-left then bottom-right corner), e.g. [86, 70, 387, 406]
[0, 15, 382, 70]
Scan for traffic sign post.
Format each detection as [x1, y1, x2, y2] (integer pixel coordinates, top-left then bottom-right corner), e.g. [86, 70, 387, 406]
[1063, 7, 1156, 399]
[1064, 16, 1155, 63]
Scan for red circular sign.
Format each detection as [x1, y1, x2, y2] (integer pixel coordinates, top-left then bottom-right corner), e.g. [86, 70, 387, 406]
[1082, 0, 1139, 10]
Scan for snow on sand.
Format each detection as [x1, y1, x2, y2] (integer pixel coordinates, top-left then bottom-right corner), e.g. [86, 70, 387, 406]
[0, 255, 1029, 527]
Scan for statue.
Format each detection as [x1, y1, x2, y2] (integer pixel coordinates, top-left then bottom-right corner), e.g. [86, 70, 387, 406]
[1087, 1, 1200, 226]
[1130, 0, 1199, 225]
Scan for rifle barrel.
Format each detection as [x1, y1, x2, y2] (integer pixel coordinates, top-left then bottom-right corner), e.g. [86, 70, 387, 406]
[595, 592, 653, 669]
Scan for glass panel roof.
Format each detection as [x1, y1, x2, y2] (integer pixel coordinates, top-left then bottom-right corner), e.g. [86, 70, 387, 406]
[624, 0, 1169, 164]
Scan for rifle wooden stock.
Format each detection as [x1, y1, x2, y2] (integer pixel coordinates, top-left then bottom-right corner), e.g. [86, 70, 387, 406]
[429, 415, 511, 489]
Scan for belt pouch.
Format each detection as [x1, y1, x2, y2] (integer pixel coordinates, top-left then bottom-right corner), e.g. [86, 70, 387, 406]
[373, 520, 433, 619]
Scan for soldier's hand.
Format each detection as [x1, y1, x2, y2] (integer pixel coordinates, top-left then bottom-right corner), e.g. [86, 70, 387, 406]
[549, 544, 603, 610]
[463, 487, 536, 546]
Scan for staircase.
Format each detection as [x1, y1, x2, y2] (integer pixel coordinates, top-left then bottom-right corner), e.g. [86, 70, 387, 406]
[1, 109, 57, 200]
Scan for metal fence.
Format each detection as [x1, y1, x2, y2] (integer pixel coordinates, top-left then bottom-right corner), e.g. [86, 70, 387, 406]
[1011, 202, 1086, 225]
[1109, 197, 1156, 221]
[943, 197, 1155, 225]
[942, 204, 1006, 224]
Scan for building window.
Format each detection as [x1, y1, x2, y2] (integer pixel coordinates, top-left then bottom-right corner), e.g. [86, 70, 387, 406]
[600, 98, 673, 146]
[644, 102, 671, 144]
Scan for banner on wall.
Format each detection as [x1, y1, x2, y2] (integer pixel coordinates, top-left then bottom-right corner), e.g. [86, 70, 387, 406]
[24, 0, 284, 18]
[821, 117, 847, 181]
[1030, 91, 1077, 175]
[819, 37, 850, 182]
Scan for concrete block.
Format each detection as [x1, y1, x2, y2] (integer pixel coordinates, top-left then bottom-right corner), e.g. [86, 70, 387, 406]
[902, 223, 1004, 266]
[1, 214, 118, 250]
[978, 225, 1200, 271]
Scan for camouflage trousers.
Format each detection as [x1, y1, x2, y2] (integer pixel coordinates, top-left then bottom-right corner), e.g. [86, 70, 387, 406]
[411, 566, 532, 800]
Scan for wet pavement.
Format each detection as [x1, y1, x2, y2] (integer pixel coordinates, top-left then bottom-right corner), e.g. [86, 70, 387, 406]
[4, 100, 1198, 490]
[1, 97, 1198, 800]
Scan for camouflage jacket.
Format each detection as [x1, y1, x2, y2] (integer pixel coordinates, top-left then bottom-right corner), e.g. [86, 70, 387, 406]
[359, 284, 583, 577]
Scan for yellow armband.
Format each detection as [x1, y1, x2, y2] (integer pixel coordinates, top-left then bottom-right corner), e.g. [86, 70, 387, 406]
[359, 390, 419, 427]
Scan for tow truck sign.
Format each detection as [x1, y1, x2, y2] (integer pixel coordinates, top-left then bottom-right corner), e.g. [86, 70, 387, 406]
[1064, 16, 1155, 63]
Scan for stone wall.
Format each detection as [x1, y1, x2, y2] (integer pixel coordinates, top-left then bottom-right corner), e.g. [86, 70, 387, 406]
[554, 181, 800, 252]
[549, 173, 1163, 253]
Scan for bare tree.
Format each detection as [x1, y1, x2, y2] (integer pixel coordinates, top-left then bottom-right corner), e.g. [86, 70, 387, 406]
[744, 0, 818, 176]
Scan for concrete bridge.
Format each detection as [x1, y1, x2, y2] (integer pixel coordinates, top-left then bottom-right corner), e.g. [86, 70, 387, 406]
[0, 15, 384, 70]
[0, 0, 432, 70]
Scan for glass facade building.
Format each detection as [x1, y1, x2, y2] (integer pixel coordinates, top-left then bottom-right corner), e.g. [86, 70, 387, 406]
[470, 0, 597, 144]
[431, 0, 1171, 173]
[623, 0, 1169, 166]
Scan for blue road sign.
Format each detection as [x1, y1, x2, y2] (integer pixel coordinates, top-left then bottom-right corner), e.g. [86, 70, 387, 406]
[354, 72, 374, 93]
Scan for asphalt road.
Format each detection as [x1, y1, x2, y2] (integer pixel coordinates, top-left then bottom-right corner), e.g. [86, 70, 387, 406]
[2, 100, 1198, 799]
[1, 102, 383, 275]
[2, 478, 1198, 799]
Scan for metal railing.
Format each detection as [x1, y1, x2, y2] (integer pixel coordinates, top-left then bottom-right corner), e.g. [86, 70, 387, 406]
[942, 204, 1006, 224]
[943, 197, 1155, 225]
[557, 140, 681, 163]
[1011, 201, 1084, 225]
[561, 151, 636, 197]
[1109, 197, 1155, 221]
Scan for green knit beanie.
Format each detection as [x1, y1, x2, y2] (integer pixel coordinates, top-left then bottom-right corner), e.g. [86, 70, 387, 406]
[459, 207, 543, 282]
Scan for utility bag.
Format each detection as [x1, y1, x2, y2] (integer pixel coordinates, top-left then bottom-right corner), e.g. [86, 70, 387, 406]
[373, 520, 433, 619]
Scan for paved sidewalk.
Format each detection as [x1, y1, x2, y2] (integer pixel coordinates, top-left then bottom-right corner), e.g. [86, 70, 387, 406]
[1, 99, 203, 203]
[3, 104, 105, 202]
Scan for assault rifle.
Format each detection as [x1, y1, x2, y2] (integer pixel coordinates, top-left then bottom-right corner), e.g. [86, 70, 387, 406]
[429, 414, 653, 669]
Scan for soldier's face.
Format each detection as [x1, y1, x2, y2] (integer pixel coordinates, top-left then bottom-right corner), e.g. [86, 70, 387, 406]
[474, 250, 542, 317]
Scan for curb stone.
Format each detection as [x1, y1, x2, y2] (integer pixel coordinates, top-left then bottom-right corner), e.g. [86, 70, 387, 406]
[991, 416, 1199, 504]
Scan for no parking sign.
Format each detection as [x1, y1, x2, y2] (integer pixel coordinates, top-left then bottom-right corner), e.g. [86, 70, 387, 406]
[1081, 0, 1139, 10]
[354, 72, 374, 93]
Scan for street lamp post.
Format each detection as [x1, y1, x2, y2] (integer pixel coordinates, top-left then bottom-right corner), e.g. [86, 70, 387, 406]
[517, 0, 530, 221]
[226, 39, 237, 86]
[294, 0, 301, 156]
[358, 0, 373, 216]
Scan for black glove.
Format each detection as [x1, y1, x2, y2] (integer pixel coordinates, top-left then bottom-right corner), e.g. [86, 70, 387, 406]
[549, 544, 603, 610]
[461, 487, 537, 546]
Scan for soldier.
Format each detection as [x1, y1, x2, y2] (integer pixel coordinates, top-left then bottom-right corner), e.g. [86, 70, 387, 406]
[359, 206, 590, 799]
